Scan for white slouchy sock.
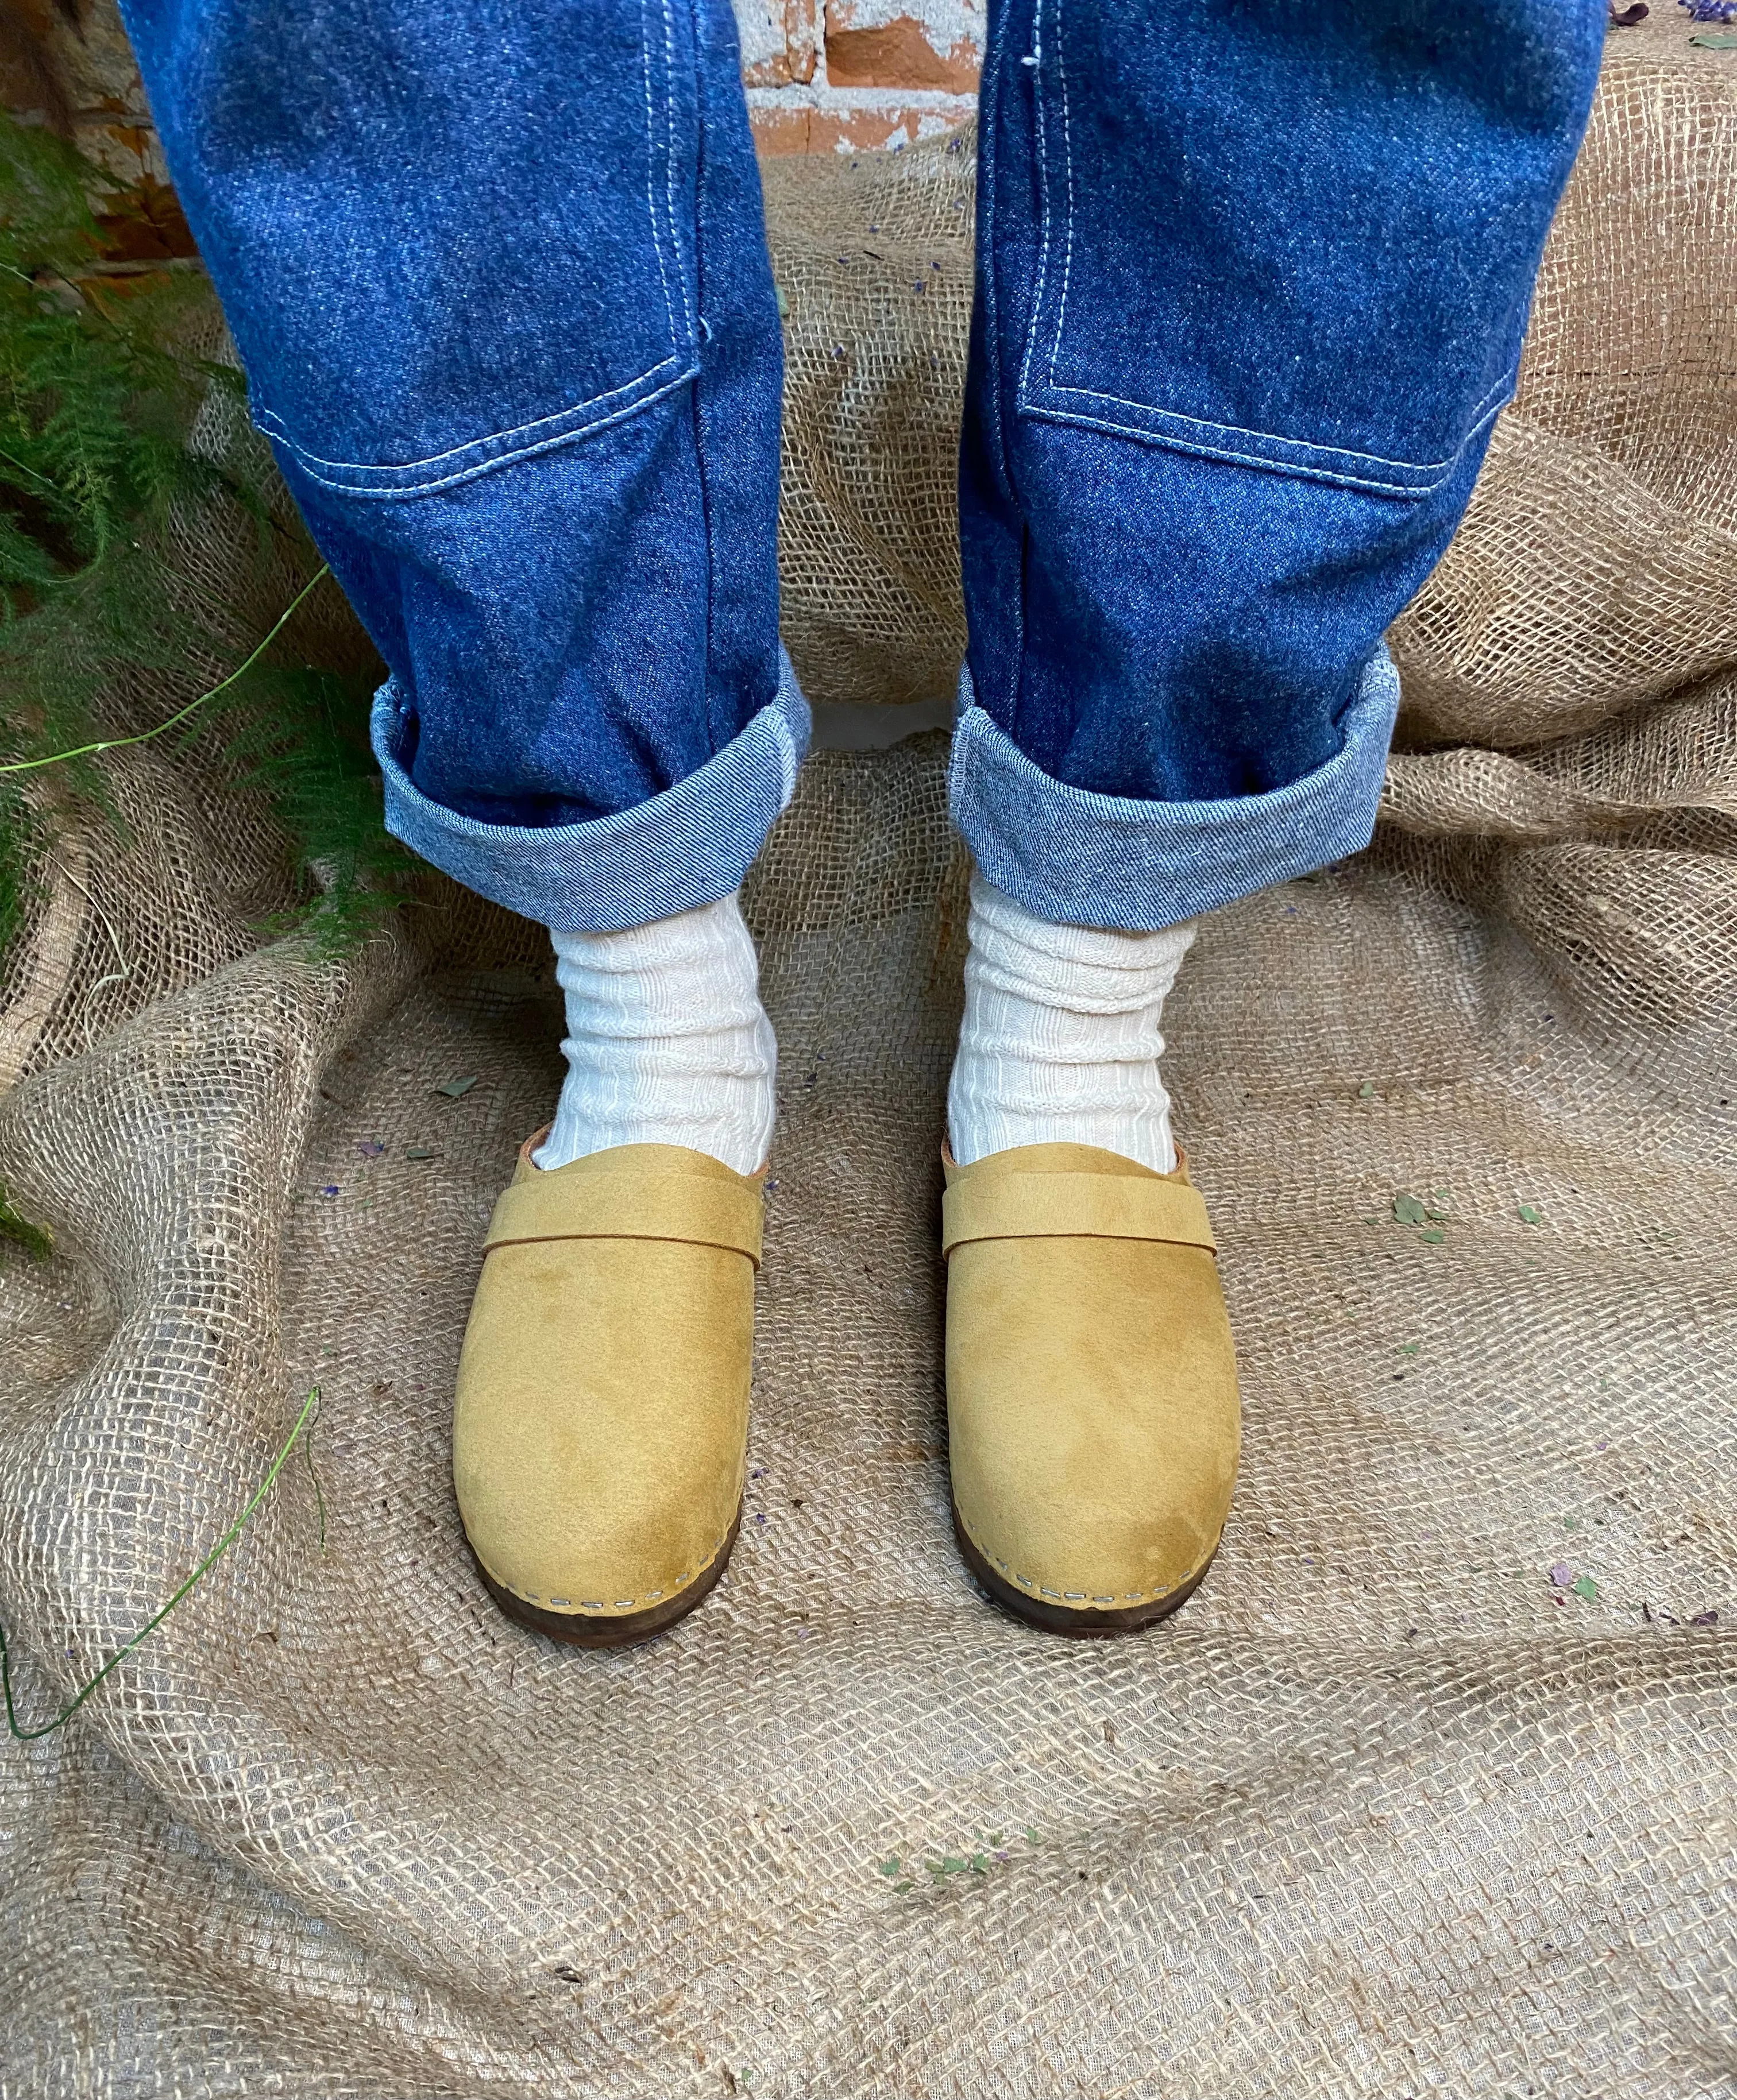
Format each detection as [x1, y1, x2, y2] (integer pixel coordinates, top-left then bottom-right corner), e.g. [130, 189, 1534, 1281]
[947, 872, 1196, 1173]
[534, 891, 776, 1177]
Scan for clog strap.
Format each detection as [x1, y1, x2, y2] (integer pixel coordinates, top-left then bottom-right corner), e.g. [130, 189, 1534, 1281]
[485, 1168, 763, 1268]
[941, 1170, 1215, 1260]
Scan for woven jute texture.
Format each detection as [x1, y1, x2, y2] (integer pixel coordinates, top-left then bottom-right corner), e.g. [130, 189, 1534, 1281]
[2, 17, 1735, 2095]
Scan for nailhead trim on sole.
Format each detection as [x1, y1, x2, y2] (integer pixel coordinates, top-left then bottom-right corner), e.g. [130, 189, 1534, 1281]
[469, 1505, 742, 1649]
[952, 1503, 1217, 1638]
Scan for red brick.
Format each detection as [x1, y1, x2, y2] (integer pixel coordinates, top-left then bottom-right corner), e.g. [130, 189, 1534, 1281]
[750, 99, 975, 154]
[739, 0, 819, 87]
[822, 6, 979, 91]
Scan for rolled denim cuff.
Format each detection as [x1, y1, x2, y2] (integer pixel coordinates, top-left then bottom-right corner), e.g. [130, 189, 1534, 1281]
[948, 645, 1400, 932]
[372, 649, 810, 931]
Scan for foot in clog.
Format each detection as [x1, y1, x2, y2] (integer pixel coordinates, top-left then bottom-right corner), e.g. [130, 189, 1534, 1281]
[454, 1134, 763, 1645]
[941, 1142, 1240, 1634]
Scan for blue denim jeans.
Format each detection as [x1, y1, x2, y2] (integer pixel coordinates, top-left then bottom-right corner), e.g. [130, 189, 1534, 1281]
[119, 0, 1603, 933]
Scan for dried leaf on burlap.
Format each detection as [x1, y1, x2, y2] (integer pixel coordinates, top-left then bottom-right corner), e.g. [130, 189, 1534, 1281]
[1, 11, 1735, 2097]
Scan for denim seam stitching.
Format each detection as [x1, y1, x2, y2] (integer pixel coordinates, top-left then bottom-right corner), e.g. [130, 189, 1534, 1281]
[773, 706, 798, 802]
[976, 0, 1009, 497]
[254, 358, 688, 477]
[686, 0, 720, 759]
[1048, 0, 1076, 386]
[1018, 385, 1510, 498]
[1035, 364, 1516, 479]
[660, 0, 696, 341]
[1017, 405, 1430, 496]
[1026, 18, 1515, 490]
[1007, 0, 1051, 744]
[258, 359, 697, 498]
[1015, 0, 1055, 409]
[642, 0, 681, 350]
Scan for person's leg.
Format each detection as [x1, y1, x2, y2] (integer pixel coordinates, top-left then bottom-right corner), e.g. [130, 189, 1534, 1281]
[121, 0, 798, 911]
[955, 0, 1605, 932]
[122, 0, 798, 1169]
[945, 0, 1605, 1634]
[121, 0, 796, 1639]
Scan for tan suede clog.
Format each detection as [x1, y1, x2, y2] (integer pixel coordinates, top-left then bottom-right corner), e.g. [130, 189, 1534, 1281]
[453, 1133, 763, 1645]
[941, 1141, 1240, 1634]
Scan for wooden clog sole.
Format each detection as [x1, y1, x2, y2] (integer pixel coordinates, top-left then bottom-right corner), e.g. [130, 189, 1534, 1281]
[469, 1503, 742, 1647]
[952, 1502, 1214, 1636]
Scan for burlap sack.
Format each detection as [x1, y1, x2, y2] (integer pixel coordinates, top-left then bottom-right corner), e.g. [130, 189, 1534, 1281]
[2, 16, 1733, 2095]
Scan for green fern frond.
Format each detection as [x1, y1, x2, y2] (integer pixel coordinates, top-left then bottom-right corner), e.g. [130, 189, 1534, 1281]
[0, 110, 399, 989]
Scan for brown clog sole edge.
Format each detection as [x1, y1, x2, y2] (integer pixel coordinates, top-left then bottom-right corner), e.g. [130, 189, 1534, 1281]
[952, 1503, 1214, 1636]
[470, 1503, 743, 1647]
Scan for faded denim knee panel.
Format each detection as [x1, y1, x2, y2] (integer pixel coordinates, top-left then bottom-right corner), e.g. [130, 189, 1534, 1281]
[952, 0, 1604, 926]
[1010, 0, 1592, 502]
[207, 0, 704, 497]
[125, 0, 1604, 935]
[122, 0, 796, 926]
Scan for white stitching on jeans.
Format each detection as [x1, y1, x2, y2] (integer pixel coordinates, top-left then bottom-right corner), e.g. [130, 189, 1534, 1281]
[1022, 405, 1437, 495]
[1048, 0, 1076, 386]
[642, 0, 681, 350]
[257, 13, 698, 505]
[1037, 364, 1517, 477]
[1024, 0, 1515, 489]
[663, 0, 696, 342]
[1020, 382, 1511, 497]
[1015, 0, 1054, 406]
[255, 358, 686, 477]
[261, 359, 696, 499]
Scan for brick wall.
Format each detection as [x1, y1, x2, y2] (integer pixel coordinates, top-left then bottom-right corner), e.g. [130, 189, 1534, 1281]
[0, 0, 976, 203]
[735, 0, 981, 154]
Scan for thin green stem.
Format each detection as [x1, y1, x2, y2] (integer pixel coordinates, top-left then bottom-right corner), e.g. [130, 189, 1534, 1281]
[0, 440, 64, 497]
[2, 1385, 323, 1743]
[302, 1390, 327, 1553]
[0, 564, 332, 778]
